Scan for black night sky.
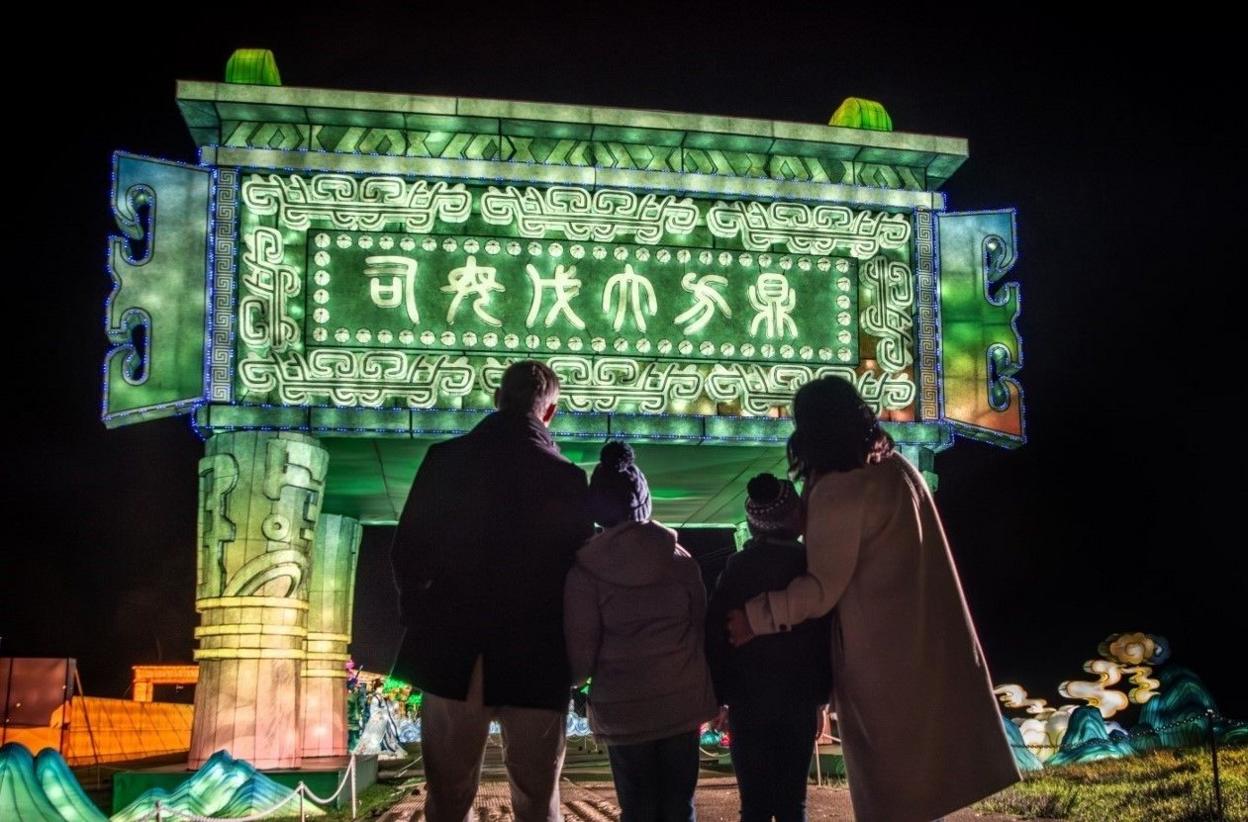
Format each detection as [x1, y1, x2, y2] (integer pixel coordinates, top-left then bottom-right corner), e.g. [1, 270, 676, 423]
[3, 8, 1243, 722]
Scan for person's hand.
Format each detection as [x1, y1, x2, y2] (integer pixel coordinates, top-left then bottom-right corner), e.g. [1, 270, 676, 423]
[711, 705, 729, 732]
[726, 608, 755, 647]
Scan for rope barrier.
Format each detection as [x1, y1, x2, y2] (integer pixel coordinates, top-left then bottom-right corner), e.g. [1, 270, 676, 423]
[133, 755, 358, 822]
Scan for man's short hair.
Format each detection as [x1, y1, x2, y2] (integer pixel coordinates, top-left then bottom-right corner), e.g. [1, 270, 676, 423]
[497, 360, 560, 416]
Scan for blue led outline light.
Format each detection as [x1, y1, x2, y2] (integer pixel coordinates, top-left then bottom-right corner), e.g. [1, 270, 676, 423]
[104, 158, 155, 396]
[189, 399, 951, 448]
[103, 158, 163, 422]
[103, 151, 213, 425]
[979, 221, 1026, 434]
[225, 165, 919, 402]
[969, 211, 1026, 444]
[105, 155, 949, 440]
[222, 163, 917, 427]
[935, 207, 1026, 447]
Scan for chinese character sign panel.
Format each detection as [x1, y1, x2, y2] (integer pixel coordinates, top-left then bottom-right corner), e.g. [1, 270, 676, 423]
[234, 174, 919, 418]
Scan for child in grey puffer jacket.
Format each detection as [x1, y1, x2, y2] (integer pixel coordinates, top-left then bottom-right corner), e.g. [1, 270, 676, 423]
[564, 441, 717, 822]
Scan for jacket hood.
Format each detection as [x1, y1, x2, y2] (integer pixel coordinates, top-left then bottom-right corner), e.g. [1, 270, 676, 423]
[575, 521, 685, 587]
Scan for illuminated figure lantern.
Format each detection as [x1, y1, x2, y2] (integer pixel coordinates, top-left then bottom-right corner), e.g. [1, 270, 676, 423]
[104, 51, 1023, 768]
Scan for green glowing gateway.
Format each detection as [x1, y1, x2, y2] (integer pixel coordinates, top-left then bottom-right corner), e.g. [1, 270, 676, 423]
[104, 51, 1023, 769]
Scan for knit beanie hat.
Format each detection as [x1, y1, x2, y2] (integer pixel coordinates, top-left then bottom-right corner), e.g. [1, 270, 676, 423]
[588, 441, 652, 527]
[745, 473, 800, 534]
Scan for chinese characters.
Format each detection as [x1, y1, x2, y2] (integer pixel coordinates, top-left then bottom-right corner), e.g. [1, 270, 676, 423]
[352, 244, 844, 353]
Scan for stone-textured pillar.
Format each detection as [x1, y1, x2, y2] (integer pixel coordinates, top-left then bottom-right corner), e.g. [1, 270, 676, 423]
[190, 431, 328, 769]
[299, 514, 362, 759]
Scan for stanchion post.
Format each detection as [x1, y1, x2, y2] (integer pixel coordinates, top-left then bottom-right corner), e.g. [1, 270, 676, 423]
[351, 754, 358, 818]
[1206, 710, 1224, 822]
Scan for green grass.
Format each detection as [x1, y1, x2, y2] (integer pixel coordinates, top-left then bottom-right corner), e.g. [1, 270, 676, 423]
[976, 745, 1247, 821]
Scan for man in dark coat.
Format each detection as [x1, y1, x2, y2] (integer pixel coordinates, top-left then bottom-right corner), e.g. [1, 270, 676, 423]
[391, 361, 592, 822]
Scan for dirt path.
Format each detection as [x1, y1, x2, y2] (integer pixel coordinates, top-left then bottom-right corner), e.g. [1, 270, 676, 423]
[378, 776, 1030, 821]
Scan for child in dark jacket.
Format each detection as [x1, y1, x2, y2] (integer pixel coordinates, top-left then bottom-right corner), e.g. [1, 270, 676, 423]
[706, 473, 833, 822]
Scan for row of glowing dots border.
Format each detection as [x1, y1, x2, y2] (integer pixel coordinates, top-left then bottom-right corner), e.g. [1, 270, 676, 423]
[302, 233, 857, 362]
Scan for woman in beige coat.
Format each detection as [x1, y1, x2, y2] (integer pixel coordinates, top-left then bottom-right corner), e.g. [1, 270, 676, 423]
[727, 376, 1019, 822]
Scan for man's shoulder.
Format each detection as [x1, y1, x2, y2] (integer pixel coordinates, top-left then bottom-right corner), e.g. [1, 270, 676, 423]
[550, 454, 588, 481]
[422, 434, 463, 457]
[422, 422, 586, 488]
[525, 440, 587, 482]
[417, 437, 466, 472]
[423, 428, 496, 462]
